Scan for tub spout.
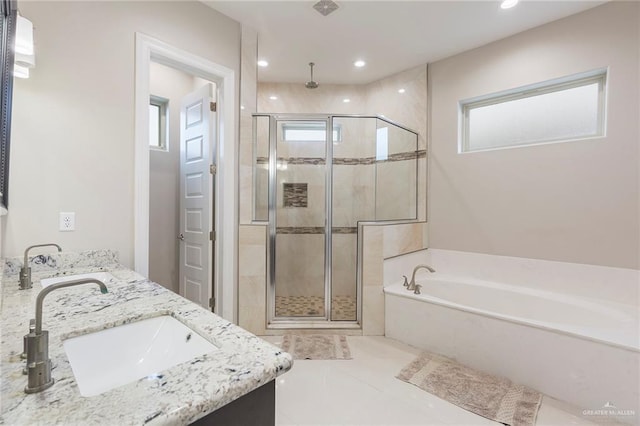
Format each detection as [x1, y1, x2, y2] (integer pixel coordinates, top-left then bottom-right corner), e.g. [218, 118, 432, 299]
[402, 275, 409, 288]
[408, 264, 435, 291]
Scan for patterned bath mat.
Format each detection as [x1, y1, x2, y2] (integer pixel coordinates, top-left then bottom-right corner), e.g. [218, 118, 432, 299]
[281, 334, 352, 360]
[397, 352, 541, 426]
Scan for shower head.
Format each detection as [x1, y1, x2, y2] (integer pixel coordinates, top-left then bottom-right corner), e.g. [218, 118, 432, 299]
[305, 62, 319, 89]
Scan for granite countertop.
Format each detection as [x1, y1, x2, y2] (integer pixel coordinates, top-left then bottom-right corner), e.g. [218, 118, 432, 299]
[0, 250, 292, 425]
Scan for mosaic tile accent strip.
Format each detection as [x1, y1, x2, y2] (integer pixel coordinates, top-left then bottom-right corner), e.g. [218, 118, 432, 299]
[277, 227, 324, 234]
[333, 157, 376, 165]
[256, 150, 425, 167]
[276, 227, 357, 234]
[332, 227, 358, 234]
[283, 183, 308, 208]
[285, 157, 326, 165]
[275, 295, 356, 321]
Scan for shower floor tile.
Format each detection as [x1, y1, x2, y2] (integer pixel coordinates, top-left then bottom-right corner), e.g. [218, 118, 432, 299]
[275, 295, 356, 321]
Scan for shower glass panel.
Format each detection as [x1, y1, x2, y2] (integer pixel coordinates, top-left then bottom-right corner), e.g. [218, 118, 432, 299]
[253, 115, 270, 221]
[273, 119, 327, 318]
[331, 117, 376, 321]
[375, 118, 418, 220]
[253, 114, 419, 326]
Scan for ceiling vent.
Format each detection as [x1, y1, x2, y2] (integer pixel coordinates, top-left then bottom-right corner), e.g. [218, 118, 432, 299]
[313, 0, 339, 17]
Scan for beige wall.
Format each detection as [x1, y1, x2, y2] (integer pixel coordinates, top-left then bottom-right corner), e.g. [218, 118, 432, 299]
[429, 2, 639, 269]
[2, 1, 240, 268]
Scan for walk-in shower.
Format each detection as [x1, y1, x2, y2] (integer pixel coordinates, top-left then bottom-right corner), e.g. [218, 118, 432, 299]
[253, 114, 420, 327]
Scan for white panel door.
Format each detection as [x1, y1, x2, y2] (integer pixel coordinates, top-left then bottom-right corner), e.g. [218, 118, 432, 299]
[179, 83, 215, 310]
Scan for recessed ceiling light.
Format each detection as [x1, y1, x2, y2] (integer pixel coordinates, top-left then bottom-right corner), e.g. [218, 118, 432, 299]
[354, 60, 366, 68]
[269, 95, 278, 100]
[398, 89, 406, 94]
[257, 60, 269, 67]
[240, 105, 245, 110]
[343, 98, 351, 103]
[500, 0, 518, 9]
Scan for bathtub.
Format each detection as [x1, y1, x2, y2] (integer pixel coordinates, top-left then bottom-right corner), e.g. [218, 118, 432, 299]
[385, 275, 640, 424]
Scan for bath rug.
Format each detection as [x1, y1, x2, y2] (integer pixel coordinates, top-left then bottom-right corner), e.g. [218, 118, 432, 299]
[397, 352, 541, 426]
[281, 334, 352, 360]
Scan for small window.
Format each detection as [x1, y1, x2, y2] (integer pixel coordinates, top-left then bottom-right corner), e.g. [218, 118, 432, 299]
[460, 69, 607, 153]
[282, 122, 342, 143]
[149, 95, 169, 150]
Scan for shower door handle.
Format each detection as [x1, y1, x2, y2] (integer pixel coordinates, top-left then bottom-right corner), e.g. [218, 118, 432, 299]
[177, 233, 184, 241]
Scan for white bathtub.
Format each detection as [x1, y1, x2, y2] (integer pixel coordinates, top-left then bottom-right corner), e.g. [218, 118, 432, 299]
[385, 275, 640, 424]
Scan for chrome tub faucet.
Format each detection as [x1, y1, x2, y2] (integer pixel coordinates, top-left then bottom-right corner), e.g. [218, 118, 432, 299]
[19, 243, 62, 290]
[408, 264, 436, 291]
[24, 278, 108, 394]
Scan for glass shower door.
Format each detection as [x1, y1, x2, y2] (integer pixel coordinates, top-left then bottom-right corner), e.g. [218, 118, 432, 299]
[272, 119, 328, 319]
[330, 117, 376, 321]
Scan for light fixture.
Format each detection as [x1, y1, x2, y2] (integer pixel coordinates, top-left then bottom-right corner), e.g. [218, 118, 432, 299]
[398, 88, 406, 94]
[269, 95, 278, 100]
[257, 60, 269, 67]
[240, 105, 245, 110]
[500, 0, 518, 9]
[343, 98, 350, 103]
[354, 60, 366, 68]
[14, 13, 35, 78]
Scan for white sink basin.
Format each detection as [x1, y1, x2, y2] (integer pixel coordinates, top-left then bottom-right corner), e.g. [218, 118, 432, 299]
[41, 272, 116, 288]
[63, 315, 218, 396]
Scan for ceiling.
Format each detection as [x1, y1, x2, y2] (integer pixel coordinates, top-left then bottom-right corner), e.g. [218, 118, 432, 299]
[206, 1, 606, 85]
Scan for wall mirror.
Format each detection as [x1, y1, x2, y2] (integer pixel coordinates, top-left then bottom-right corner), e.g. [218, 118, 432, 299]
[0, 0, 16, 210]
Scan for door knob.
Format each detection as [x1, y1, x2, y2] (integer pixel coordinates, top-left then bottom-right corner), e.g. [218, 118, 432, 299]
[177, 233, 184, 241]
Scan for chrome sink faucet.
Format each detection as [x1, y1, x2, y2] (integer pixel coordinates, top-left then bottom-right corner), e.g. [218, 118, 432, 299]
[24, 278, 108, 394]
[408, 264, 436, 291]
[19, 243, 62, 290]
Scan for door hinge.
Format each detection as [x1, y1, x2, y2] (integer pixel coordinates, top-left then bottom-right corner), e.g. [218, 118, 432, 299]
[210, 101, 217, 112]
[209, 297, 215, 308]
[210, 231, 216, 241]
[210, 164, 217, 175]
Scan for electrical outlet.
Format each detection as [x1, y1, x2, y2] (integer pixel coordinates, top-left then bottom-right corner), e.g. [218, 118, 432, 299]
[59, 212, 75, 231]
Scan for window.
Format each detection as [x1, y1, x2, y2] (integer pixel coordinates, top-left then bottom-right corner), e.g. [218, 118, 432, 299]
[282, 122, 342, 143]
[149, 95, 168, 150]
[460, 69, 607, 153]
[376, 127, 388, 161]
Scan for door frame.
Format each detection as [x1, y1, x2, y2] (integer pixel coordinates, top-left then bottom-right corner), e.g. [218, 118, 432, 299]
[134, 33, 237, 322]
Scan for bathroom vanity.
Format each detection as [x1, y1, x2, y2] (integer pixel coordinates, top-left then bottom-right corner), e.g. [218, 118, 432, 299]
[0, 250, 292, 425]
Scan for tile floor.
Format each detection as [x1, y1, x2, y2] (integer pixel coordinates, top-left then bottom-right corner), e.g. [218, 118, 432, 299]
[262, 335, 599, 426]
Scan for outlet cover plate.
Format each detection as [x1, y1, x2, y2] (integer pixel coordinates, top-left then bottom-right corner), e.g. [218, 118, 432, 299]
[59, 212, 75, 231]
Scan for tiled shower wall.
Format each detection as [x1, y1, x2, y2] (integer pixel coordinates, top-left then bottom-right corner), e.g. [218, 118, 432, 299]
[360, 222, 429, 335]
[253, 64, 427, 222]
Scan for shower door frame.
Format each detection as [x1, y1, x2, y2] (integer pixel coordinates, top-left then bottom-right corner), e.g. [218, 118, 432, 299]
[261, 113, 420, 329]
[267, 114, 344, 327]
